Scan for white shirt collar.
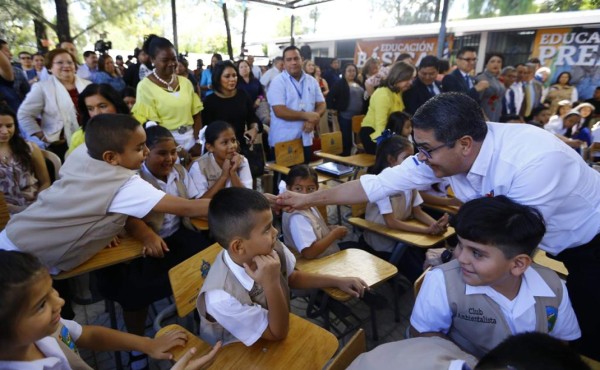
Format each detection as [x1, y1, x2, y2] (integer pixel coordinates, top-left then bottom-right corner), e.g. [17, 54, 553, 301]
[282, 70, 306, 83]
[223, 250, 256, 291]
[465, 265, 556, 317]
[141, 163, 179, 187]
[468, 125, 495, 178]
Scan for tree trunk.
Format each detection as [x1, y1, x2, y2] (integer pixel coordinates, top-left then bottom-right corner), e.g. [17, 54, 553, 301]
[240, 6, 248, 58]
[222, 3, 233, 60]
[171, 0, 178, 53]
[54, 0, 71, 42]
[34, 19, 49, 53]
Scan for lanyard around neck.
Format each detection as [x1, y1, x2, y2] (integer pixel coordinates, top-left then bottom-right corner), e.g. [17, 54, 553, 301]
[288, 74, 304, 101]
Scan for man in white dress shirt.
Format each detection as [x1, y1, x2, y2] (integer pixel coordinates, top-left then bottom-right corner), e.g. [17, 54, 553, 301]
[277, 92, 600, 361]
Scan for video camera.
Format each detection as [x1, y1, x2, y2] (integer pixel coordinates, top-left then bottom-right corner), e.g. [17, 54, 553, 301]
[94, 40, 112, 54]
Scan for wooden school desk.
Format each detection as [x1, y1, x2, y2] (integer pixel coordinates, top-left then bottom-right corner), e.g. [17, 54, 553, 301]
[295, 248, 397, 301]
[53, 236, 144, 280]
[157, 313, 338, 369]
[348, 217, 455, 248]
[295, 248, 398, 340]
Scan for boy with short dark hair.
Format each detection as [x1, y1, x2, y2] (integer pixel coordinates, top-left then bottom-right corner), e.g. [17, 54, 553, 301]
[197, 187, 366, 346]
[410, 196, 580, 358]
[0, 114, 210, 273]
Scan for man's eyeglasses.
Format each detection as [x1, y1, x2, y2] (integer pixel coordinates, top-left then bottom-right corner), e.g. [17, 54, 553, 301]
[20, 56, 32, 60]
[411, 133, 451, 159]
[458, 57, 477, 62]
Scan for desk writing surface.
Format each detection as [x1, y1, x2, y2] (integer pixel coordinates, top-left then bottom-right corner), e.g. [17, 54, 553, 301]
[190, 217, 209, 230]
[158, 314, 338, 369]
[315, 152, 375, 168]
[296, 248, 397, 301]
[348, 217, 455, 248]
[53, 237, 143, 280]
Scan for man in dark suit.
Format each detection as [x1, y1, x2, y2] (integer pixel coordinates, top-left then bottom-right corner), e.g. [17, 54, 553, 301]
[519, 63, 543, 120]
[404, 55, 442, 115]
[442, 46, 489, 102]
[500, 66, 520, 118]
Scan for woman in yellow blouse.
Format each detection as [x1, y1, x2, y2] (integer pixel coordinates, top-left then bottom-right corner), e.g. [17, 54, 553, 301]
[360, 62, 416, 154]
[132, 35, 203, 156]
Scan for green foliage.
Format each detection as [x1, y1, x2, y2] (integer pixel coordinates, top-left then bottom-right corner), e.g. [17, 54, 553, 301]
[539, 0, 600, 11]
[276, 15, 306, 37]
[370, 0, 437, 26]
[467, 0, 535, 18]
[0, 1, 38, 51]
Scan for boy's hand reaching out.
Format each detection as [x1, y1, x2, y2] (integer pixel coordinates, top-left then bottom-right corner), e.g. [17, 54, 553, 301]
[335, 277, 368, 298]
[243, 250, 281, 288]
[146, 328, 188, 360]
[142, 231, 169, 258]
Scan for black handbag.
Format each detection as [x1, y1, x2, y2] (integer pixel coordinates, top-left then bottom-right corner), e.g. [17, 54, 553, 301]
[241, 142, 265, 178]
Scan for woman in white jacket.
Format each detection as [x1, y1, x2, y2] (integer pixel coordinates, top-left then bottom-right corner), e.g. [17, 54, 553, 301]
[17, 48, 90, 160]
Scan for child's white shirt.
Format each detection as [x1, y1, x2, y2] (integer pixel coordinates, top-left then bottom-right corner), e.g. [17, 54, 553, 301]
[204, 245, 296, 346]
[188, 153, 252, 197]
[287, 208, 323, 253]
[364, 189, 422, 253]
[140, 164, 200, 238]
[410, 267, 581, 341]
[0, 319, 82, 370]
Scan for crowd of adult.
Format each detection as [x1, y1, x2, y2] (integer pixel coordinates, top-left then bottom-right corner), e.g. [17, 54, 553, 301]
[2, 33, 600, 367]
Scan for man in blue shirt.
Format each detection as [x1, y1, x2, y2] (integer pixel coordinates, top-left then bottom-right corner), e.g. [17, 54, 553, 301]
[267, 46, 326, 164]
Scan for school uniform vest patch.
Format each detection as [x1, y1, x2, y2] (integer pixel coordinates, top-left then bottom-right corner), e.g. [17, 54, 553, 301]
[6, 145, 134, 271]
[50, 323, 93, 370]
[138, 163, 196, 232]
[196, 241, 290, 346]
[439, 259, 562, 358]
[282, 208, 340, 258]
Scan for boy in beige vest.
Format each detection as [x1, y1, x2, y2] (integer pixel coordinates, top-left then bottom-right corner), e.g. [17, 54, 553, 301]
[197, 187, 367, 346]
[0, 114, 211, 272]
[410, 196, 580, 358]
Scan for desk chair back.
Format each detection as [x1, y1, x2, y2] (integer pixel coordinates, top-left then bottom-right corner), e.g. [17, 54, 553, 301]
[351, 115, 365, 134]
[414, 266, 431, 297]
[274, 139, 304, 167]
[352, 115, 365, 153]
[0, 193, 9, 231]
[321, 131, 344, 155]
[41, 149, 62, 183]
[168, 243, 222, 317]
[325, 329, 366, 370]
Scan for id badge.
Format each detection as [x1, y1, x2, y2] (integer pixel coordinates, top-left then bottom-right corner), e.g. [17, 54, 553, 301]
[299, 102, 305, 111]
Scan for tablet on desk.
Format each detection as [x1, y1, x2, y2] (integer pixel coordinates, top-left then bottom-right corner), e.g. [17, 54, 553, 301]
[315, 162, 354, 176]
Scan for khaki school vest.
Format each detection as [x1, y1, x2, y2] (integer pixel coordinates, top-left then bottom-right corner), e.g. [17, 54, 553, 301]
[138, 163, 196, 232]
[439, 259, 562, 358]
[282, 208, 339, 258]
[6, 145, 134, 271]
[50, 322, 93, 370]
[196, 241, 290, 346]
